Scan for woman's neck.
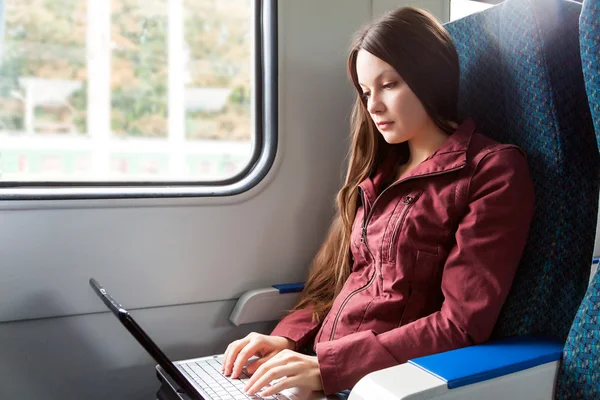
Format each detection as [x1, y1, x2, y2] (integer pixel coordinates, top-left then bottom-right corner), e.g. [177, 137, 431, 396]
[392, 121, 455, 182]
[406, 121, 453, 165]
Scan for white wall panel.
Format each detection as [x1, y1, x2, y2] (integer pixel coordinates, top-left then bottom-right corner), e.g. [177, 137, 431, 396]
[373, 0, 450, 22]
[0, 1, 374, 399]
[0, 0, 370, 323]
[0, 301, 274, 399]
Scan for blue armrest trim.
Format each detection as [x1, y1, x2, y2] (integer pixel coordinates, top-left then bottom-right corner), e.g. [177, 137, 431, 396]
[272, 283, 304, 294]
[408, 336, 564, 389]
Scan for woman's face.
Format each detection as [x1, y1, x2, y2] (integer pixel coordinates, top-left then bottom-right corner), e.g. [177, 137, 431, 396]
[355, 49, 430, 144]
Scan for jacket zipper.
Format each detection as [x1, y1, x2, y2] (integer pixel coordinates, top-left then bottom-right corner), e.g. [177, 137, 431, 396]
[387, 194, 418, 261]
[328, 165, 465, 341]
[329, 188, 377, 341]
[328, 264, 377, 341]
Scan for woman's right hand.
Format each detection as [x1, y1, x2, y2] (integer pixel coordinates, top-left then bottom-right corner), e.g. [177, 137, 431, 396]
[222, 332, 295, 379]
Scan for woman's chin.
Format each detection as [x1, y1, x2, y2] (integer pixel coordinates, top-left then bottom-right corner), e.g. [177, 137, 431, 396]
[381, 132, 408, 145]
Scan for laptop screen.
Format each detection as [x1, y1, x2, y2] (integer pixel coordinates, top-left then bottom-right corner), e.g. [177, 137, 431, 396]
[89, 278, 204, 400]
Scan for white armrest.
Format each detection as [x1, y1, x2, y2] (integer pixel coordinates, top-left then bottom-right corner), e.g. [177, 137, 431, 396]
[349, 363, 447, 400]
[349, 361, 559, 400]
[229, 284, 303, 326]
[349, 336, 562, 400]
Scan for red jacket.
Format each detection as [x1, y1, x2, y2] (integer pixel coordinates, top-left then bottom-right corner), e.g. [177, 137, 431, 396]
[271, 119, 535, 394]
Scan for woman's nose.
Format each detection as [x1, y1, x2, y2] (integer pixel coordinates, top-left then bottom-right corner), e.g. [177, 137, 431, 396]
[367, 95, 384, 114]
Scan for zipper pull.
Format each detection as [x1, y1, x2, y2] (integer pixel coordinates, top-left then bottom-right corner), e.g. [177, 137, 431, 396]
[361, 225, 367, 243]
[403, 195, 415, 205]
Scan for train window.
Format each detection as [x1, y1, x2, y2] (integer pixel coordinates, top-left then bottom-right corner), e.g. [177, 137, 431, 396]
[0, 0, 277, 199]
[451, 0, 495, 20]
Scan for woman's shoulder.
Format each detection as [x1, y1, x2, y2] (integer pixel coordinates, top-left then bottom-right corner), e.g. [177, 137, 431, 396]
[467, 131, 528, 169]
[458, 130, 534, 206]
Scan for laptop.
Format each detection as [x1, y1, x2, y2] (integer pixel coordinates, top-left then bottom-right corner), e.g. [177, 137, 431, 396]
[89, 278, 332, 400]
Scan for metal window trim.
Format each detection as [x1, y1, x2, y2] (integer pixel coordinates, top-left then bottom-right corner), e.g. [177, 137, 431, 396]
[0, 0, 278, 201]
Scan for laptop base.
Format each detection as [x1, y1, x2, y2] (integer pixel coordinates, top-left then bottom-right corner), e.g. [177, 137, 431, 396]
[156, 367, 187, 400]
[156, 362, 339, 400]
[157, 383, 183, 400]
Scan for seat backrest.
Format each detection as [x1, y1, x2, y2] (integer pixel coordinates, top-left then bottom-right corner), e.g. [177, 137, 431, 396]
[445, 0, 599, 341]
[555, 1, 600, 397]
[579, 0, 600, 145]
[557, 270, 600, 398]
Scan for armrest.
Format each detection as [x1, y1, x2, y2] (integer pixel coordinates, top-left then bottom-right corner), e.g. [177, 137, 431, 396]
[229, 283, 304, 326]
[349, 336, 563, 400]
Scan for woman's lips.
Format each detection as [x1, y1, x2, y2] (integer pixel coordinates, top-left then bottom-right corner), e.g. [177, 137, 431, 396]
[377, 121, 394, 130]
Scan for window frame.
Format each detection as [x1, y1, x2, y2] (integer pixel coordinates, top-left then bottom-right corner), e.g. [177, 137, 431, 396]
[0, 0, 278, 200]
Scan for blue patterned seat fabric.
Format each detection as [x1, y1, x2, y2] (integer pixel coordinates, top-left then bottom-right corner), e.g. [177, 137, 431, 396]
[555, 1, 600, 398]
[557, 270, 600, 398]
[445, 0, 599, 341]
[580, 0, 600, 146]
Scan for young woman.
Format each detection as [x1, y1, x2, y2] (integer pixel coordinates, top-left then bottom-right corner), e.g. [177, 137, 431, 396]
[222, 7, 534, 397]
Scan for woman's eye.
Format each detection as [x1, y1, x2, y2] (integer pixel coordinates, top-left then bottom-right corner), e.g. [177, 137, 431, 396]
[383, 82, 397, 89]
[361, 92, 371, 100]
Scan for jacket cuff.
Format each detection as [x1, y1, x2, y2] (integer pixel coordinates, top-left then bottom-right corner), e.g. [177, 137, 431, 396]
[315, 330, 399, 394]
[270, 306, 320, 352]
[315, 339, 341, 395]
[270, 327, 301, 351]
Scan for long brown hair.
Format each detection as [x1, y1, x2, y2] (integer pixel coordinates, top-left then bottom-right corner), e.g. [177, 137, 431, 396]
[293, 7, 460, 323]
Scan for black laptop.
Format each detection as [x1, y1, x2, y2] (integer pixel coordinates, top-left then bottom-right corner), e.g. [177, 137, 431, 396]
[89, 278, 321, 400]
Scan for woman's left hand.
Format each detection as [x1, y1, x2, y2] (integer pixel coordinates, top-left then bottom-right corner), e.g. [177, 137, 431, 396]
[243, 349, 323, 396]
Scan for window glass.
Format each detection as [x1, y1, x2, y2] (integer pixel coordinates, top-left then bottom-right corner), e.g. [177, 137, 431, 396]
[0, 0, 254, 182]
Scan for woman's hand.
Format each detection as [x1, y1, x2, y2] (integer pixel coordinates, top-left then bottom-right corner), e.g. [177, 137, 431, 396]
[244, 350, 323, 397]
[221, 332, 294, 379]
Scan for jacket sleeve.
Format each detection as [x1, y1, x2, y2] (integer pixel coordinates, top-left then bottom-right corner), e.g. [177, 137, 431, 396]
[315, 147, 535, 394]
[271, 304, 322, 352]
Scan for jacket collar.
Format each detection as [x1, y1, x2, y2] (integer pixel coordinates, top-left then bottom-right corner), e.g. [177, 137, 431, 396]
[359, 118, 476, 204]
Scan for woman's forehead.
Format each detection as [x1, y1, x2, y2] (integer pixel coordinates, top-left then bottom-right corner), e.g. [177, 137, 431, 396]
[356, 50, 399, 86]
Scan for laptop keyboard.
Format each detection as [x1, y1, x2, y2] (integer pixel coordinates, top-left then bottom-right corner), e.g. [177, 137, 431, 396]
[178, 357, 292, 400]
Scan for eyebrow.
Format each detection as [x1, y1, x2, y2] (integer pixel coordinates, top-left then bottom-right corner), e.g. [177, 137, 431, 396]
[358, 69, 397, 88]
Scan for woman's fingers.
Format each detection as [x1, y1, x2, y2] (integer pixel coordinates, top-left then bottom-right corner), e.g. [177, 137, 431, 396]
[243, 352, 323, 396]
[245, 362, 299, 395]
[231, 341, 261, 379]
[244, 350, 298, 393]
[222, 338, 249, 376]
[221, 342, 233, 374]
[222, 342, 233, 373]
[245, 355, 270, 375]
[255, 374, 302, 397]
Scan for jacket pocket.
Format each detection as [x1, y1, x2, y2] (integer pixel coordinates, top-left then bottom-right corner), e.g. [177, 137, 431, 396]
[398, 249, 439, 327]
[413, 249, 439, 286]
[385, 189, 423, 263]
